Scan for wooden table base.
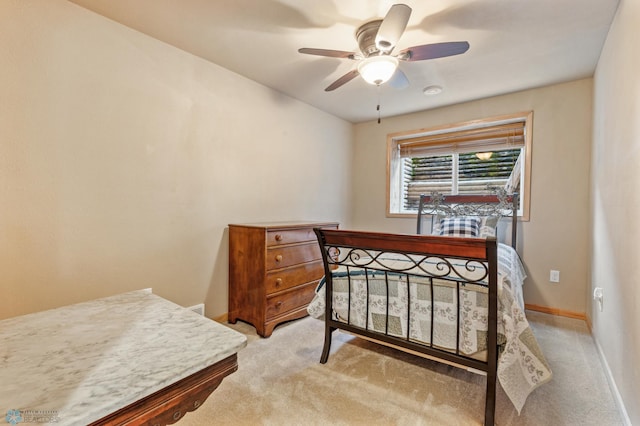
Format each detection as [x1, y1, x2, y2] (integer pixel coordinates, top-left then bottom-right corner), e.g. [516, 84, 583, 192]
[90, 354, 238, 426]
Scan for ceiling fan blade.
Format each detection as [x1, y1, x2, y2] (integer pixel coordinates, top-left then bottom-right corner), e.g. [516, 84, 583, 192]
[399, 41, 470, 61]
[298, 48, 356, 59]
[375, 4, 412, 53]
[325, 69, 359, 91]
[389, 68, 409, 90]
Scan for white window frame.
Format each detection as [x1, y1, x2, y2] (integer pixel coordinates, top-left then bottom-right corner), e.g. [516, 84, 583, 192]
[386, 111, 533, 220]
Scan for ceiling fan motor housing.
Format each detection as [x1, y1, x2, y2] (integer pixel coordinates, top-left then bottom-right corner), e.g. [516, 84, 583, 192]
[356, 20, 383, 57]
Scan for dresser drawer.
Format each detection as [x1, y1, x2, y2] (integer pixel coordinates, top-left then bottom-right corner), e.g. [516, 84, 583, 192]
[265, 261, 325, 294]
[266, 242, 322, 270]
[267, 228, 318, 247]
[266, 282, 317, 319]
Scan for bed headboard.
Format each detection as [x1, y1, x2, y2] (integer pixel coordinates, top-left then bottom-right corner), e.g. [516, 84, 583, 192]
[417, 191, 519, 249]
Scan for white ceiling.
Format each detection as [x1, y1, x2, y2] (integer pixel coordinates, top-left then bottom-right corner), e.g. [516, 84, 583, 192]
[68, 0, 619, 123]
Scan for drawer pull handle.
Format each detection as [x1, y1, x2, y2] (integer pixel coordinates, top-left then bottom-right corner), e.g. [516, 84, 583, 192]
[173, 411, 182, 421]
[193, 400, 201, 409]
[275, 234, 283, 241]
[275, 278, 283, 287]
[275, 301, 283, 308]
[275, 254, 283, 262]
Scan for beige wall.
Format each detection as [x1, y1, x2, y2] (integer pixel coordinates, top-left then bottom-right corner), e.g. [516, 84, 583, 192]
[352, 79, 593, 314]
[591, 0, 638, 423]
[2, 0, 634, 419]
[0, 0, 352, 320]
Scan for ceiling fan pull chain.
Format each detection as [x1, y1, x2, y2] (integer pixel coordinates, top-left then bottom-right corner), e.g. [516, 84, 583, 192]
[377, 85, 381, 124]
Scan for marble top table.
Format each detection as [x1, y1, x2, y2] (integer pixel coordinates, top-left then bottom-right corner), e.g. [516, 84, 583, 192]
[0, 289, 247, 425]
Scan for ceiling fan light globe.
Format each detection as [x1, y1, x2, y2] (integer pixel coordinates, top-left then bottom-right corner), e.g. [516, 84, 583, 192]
[357, 56, 399, 86]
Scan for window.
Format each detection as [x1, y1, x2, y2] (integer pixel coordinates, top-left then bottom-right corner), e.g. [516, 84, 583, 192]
[387, 112, 532, 220]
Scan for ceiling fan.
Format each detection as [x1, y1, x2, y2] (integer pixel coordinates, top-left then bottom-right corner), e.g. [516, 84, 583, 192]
[298, 4, 469, 92]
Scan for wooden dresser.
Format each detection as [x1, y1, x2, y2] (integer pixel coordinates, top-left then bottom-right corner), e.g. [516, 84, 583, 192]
[228, 221, 338, 337]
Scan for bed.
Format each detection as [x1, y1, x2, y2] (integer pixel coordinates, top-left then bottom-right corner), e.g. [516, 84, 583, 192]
[307, 191, 551, 426]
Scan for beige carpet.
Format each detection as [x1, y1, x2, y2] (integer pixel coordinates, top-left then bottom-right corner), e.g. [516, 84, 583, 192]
[180, 311, 623, 425]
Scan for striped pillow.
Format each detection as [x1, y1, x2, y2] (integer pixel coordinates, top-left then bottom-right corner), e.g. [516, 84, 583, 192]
[438, 217, 481, 238]
[433, 215, 498, 238]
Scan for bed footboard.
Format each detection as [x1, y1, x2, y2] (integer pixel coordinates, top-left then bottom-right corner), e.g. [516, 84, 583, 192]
[314, 228, 499, 426]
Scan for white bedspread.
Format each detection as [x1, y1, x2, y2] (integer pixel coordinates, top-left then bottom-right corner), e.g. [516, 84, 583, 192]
[307, 243, 551, 414]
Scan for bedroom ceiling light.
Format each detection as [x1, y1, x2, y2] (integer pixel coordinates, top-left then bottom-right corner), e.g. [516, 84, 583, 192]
[357, 55, 399, 86]
[476, 152, 493, 160]
[423, 85, 443, 95]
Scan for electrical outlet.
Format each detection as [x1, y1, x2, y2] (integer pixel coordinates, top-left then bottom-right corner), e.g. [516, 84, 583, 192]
[549, 270, 560, 283]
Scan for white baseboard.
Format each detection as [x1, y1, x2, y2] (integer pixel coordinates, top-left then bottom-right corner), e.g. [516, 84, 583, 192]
[592, 335, 632, 425]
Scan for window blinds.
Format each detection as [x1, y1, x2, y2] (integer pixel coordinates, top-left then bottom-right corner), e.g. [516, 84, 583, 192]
[397, 121, 525, 158]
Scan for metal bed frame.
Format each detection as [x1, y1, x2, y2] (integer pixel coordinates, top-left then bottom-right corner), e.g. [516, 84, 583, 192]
[314, 192, 518, 426]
